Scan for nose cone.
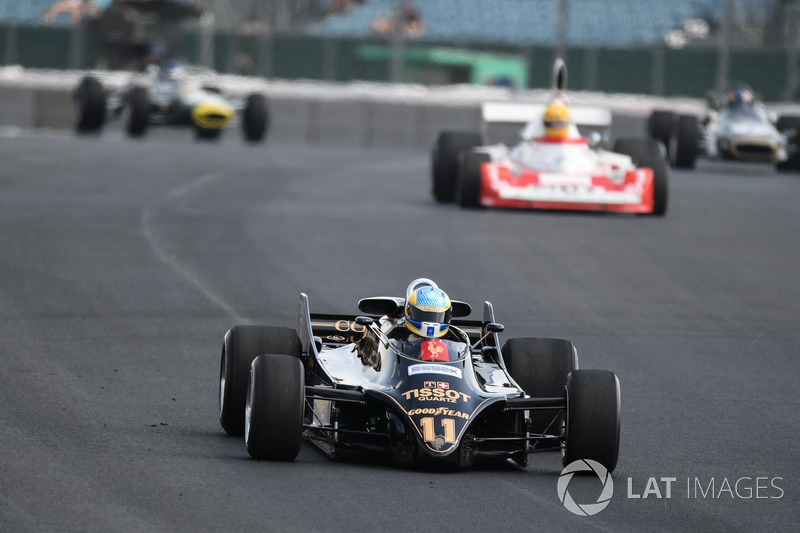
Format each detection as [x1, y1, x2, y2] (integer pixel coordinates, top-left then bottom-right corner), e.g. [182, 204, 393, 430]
[191, 101, 234, 129]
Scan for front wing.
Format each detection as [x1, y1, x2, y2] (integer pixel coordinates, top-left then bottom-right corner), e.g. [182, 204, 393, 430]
[480, 162, 655, 214]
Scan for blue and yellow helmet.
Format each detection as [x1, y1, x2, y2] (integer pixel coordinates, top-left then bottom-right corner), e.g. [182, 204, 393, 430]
[404, 284, 452, 339]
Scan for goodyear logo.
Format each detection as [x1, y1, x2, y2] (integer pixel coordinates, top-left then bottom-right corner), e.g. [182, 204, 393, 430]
[408, 407, 470, 419]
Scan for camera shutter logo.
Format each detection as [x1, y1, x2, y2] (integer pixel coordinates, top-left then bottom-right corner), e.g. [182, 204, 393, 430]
[557, 459, 614, 516]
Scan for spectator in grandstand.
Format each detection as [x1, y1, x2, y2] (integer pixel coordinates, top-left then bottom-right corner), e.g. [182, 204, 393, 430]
[371, 1, 425, 38]
[44, 0, 98, 23]
[325, 0, 368, 16]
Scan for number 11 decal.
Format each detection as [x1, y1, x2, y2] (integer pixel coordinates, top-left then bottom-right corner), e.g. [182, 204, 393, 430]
[419, 417, 456, 444]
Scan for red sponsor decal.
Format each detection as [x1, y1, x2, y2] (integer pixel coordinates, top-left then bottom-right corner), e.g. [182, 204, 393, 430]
[421, 340, 450, 362]
[437, 382, 449, 389]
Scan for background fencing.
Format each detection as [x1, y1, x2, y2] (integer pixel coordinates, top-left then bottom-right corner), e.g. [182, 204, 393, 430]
[2, 0, 800, 101]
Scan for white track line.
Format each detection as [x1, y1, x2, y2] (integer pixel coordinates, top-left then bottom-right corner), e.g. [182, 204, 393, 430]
[141, 173, 244, 323]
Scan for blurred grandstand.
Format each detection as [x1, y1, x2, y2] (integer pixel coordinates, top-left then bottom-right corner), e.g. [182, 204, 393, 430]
[1, 1, 790, 48]
[2, 0, 800, 100]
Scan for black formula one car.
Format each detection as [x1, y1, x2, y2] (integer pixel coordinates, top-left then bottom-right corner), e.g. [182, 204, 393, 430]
[73, 65, 269, 142]
[218, 283, 621, 472]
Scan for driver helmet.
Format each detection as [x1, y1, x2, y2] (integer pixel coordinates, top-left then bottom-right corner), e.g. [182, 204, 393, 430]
[404, 281, 452, 339]
[728, 86, 753, 107]
[543, 99, 571, 139]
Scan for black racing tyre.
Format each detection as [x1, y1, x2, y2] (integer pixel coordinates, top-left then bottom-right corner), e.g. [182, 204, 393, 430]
[74, 76, 106, 134]
[456, 151, 489, 208]
[431, 131, 482, 203]
[501, 338, 578, 448]
[674, 114, 699, 169]
[245, 354, 305, 461]
[563, 369, 621, 473]
[613, 138, 669, 216]
[219, 325, 302, 436]
[613, 137, 666, 163]
[243, 93, 269, 143]
[195, 127, 222, 141]
[126, 86, 149, 138]
[775, 115, 800, 172]
[647, 110, 675, 160]
[643, 155, 669, 216]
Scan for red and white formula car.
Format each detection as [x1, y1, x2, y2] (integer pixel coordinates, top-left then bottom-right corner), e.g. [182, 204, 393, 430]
[431, 61, 669, 216]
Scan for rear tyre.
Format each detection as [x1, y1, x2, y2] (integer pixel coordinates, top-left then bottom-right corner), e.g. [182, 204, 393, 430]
[674, 114, 699, 169]
[126, 86, 149, 138]
[245, 354, 305, 461]
[456, 151, 489, 208]
[613, 138, 670, 216]
[243, 93, 269, 143]
[74, 76, 106, 134]
[219, 325, 302, 436]
[563, 369, 621, 473]
[431, 131, 482, 203]
[775, 115, 800, 172]
[647, 110, 675, 161]
[501, 338, 578, 448]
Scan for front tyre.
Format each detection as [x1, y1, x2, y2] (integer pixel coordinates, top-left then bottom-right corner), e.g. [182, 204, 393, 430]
[613, 138, 669, 216]
[74, 76, 106, 134]
[246, 354, 305, 461]
[674, 114, 699, 169]
[126, 86, 149, 138]
[219, 325, 301, 436]
[563, 369, 621, 473]
[776, 115, 800, 172]
[243, 93, 269, 143]
[647, 110, 675, 161]
[456, 151, 489, 208]
[431, 131, 482, 203]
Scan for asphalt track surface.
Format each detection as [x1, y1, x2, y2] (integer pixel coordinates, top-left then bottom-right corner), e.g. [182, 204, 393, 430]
[1, 128, 798, 532]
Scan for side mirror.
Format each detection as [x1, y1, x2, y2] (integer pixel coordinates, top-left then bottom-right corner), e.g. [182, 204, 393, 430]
[587, 131, 602, 148]
[486, 322, 504, 333]
[355, 316, 374, 327]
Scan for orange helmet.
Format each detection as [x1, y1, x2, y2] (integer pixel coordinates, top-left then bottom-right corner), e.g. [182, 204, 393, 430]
[543, 100, 571, 139]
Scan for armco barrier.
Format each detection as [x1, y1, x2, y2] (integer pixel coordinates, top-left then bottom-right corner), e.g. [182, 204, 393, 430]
[34, 88, 72, 129]
[2, 73, 716, 150]
[0, 86, 35, 128]
[7, 86, 488, 151]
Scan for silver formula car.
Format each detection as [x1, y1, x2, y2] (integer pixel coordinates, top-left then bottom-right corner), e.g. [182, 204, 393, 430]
[648, 84, 800, 171]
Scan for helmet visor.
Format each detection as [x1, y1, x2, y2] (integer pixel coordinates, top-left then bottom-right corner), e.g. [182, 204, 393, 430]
[406, 305, 452, 325]
[544, 120, 569, 131]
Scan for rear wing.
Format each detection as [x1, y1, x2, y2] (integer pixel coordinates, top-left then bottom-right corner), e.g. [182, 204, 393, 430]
[482, 101, 612, 128]
[480, 101, 613, 145]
